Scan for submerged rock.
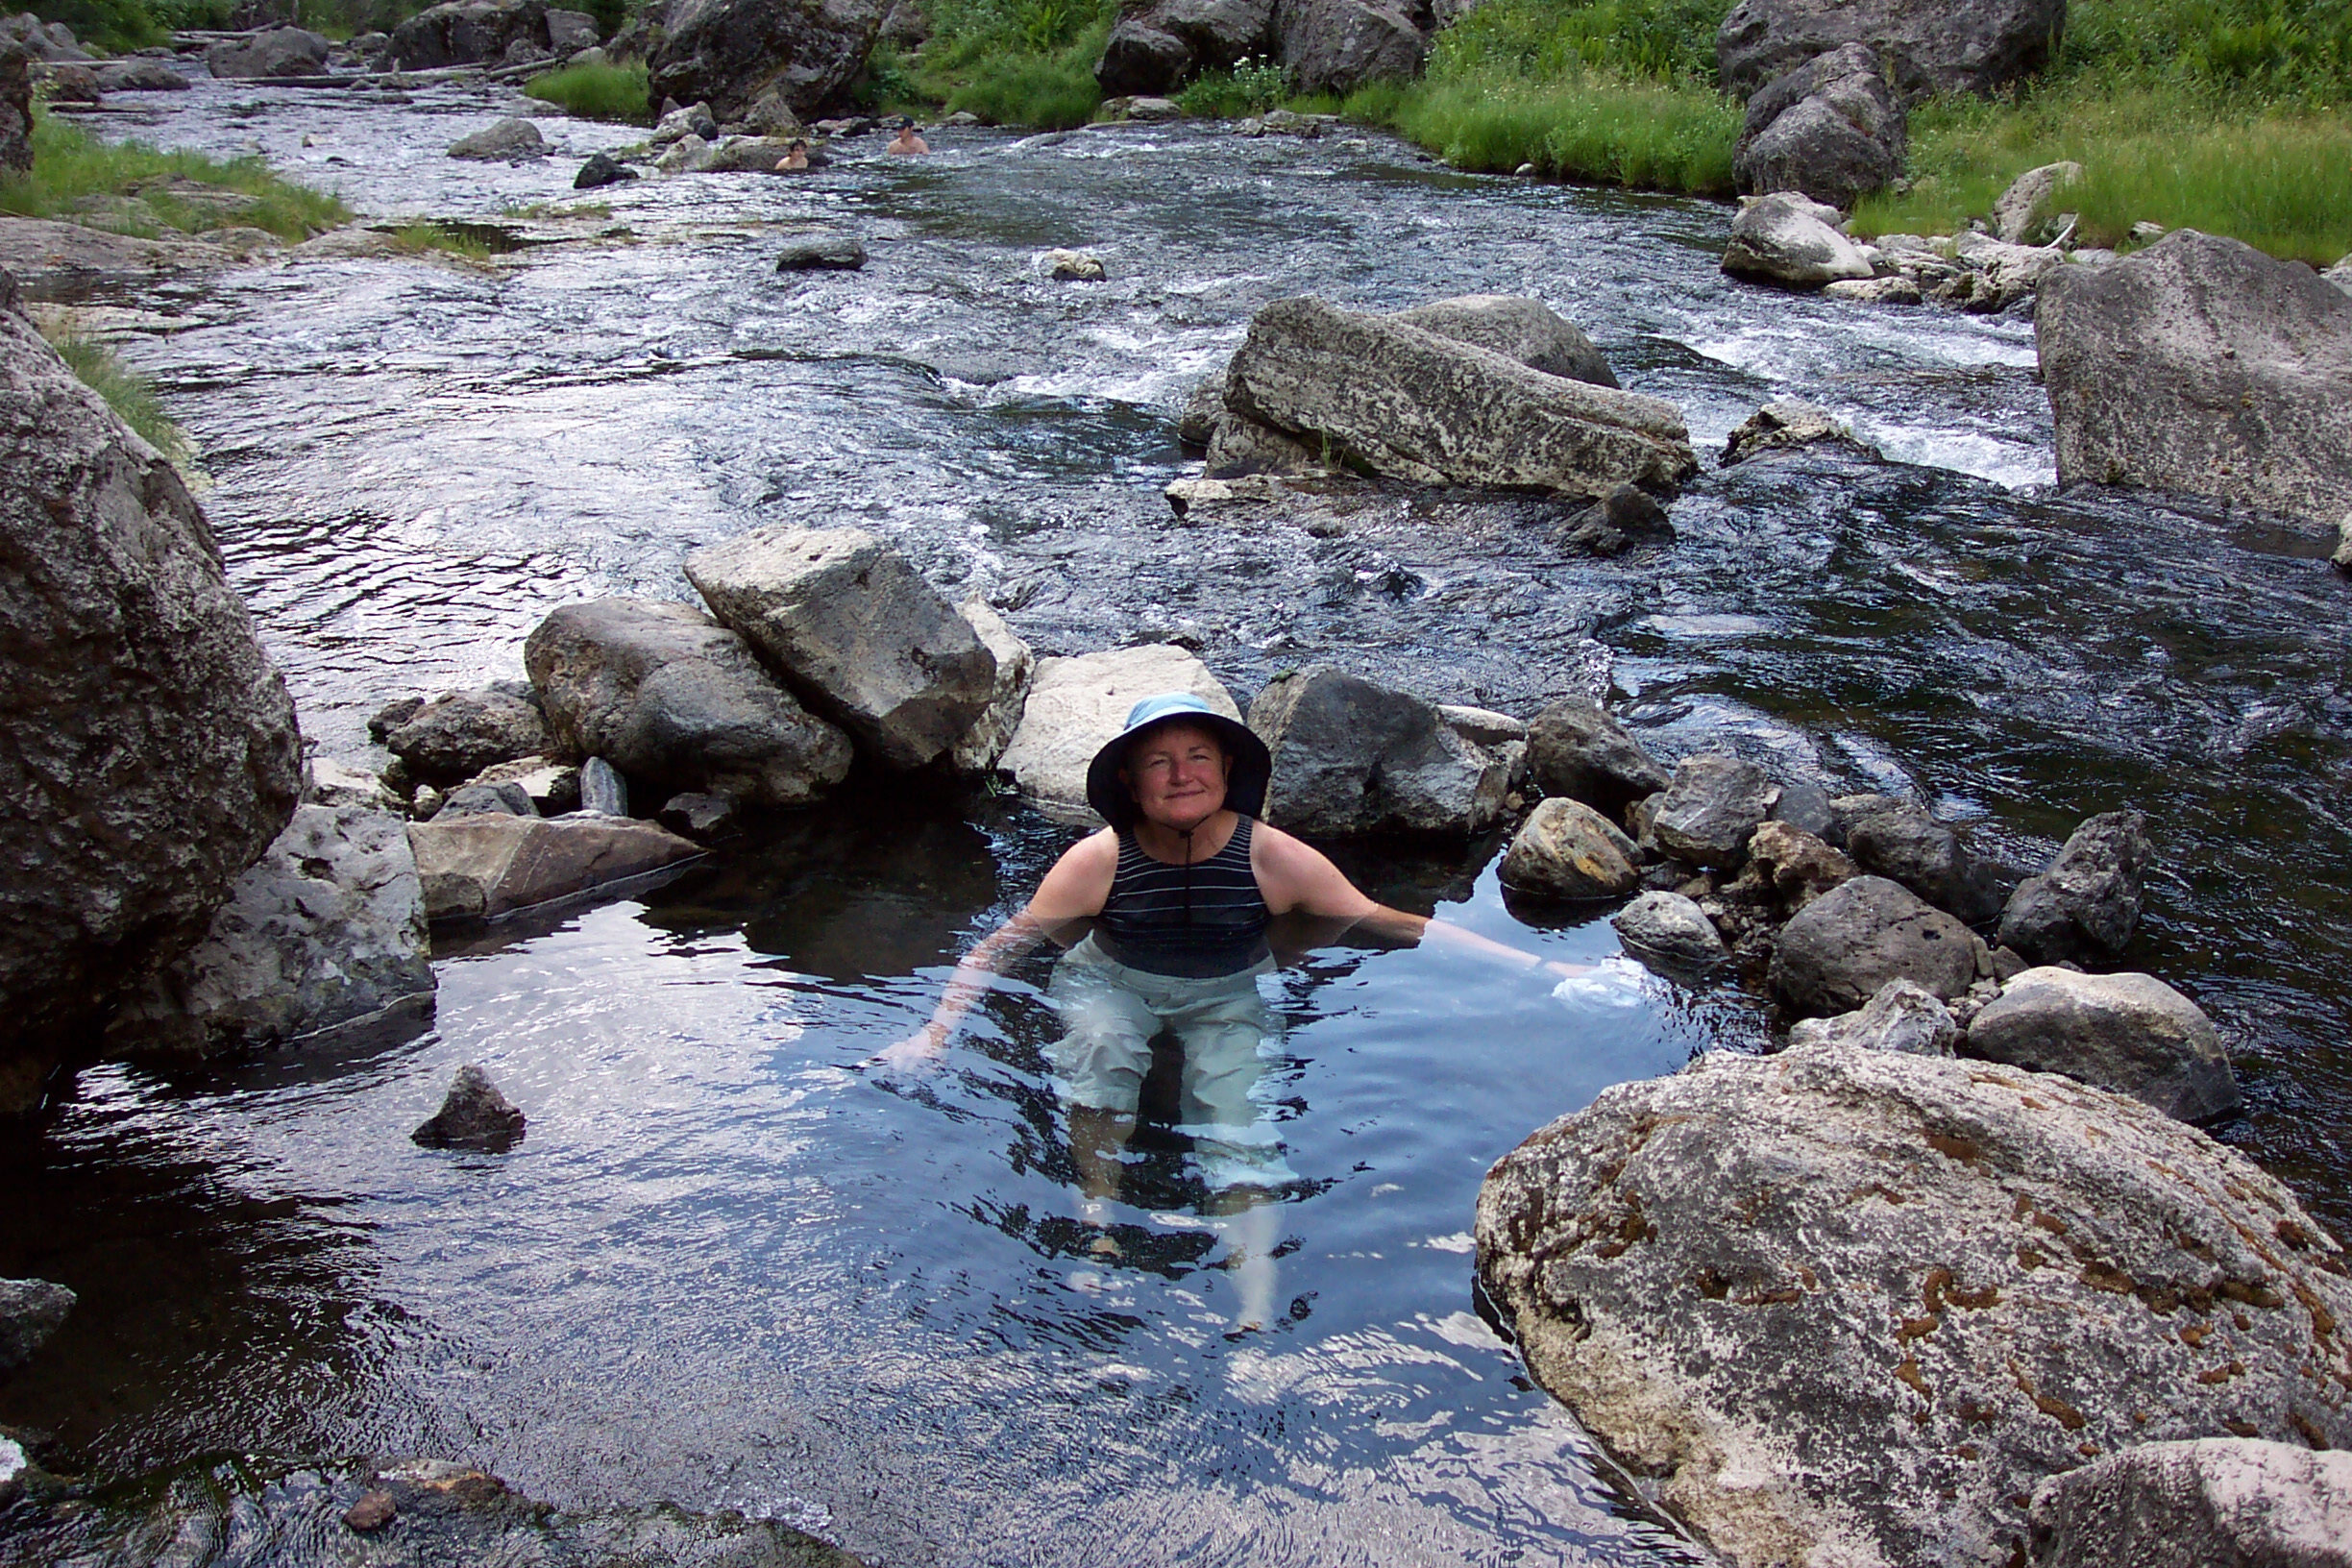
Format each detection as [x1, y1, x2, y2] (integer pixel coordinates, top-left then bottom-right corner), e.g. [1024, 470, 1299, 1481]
[411, 1064, 526, 1150]
[0, 1276, 75, 1373]
[1721, 191, 1875, 286]
[1249, 665, 1510, 837]
[1967, 967, 2241, 1123]
[1786, 975, 1956, 1055]
[995, 645, 1238, 820]
[1502, 797, 1644, 900]
[205, 26, 330, 79]
[1716, 0, 2066, 100]
[1477, 1042, 2352, 1568]
[1523, 699, 1670, 818]
[2026, 1439, 2352, 1568]
[407, 813, 701, 921]
[1998, 810, 2149, 965]
[775, 233, 867, 271]
[449, 116, 547, 160]
[1771, 873, 1977, 1015]
[1732, 43, 1905, 209]
[1557, 483, 1672, 556]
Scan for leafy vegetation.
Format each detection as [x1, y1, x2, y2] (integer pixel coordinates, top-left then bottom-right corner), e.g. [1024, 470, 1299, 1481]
[40, 323, 191, 463]
[898, 0, 1113, 128]
[525, 61, 653, 124]
[1173, 56, 1291, 118]
[1347, 68, 1741, 191]
[1, 112, 349, 240]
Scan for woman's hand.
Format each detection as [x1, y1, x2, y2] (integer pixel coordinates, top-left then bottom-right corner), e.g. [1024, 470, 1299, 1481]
[869, 1020, 950, 1073]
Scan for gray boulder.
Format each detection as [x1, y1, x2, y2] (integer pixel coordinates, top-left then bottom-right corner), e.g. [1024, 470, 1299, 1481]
[438, 780, 535, 817]
[948, 597, 1033, 775]
[1, 42, 30, 176]
[1721, 191, 1877, 286]
[1389, 295, 1619, 388]
[1998, 810, 2149, 964]
[1502, 797, 1643, 900]
[1786, 976, 1956, 1055]
[1610, 890, 1727, 971]
[1250, 666, 1509, 837]
[206, 26, 330, 79]
[1222, 295, 1698, 497]
[1717, 0, 2066, 100]
[1845, 801, 2009, 924]
[411, 1063, 525, 1151]
[1178, 368, 1227, 448]
[1524, 698, 1670, 818]
[575, 151, 638, 189]
[407, 812, 701, 922]
[1772, 873, 1978, 1015]
[1733, 43, 1905, 209]
[776, 233, 867, 271]
[1479, 1042, 2352, 1568]
[1095, 0, 1273, 97]
[996, 646, 1239, 821]
[390, 0, 554, 69]
[93, 57, 191, 91]
[0, 13, 86, 61]
[2039, 229, 2352, 528]
[448, 117, 547, 160]
[2027, 1439, 2352, 1568]
[1720, 399, 1877, 465]
[385, 687, 549, 787]
[683, 527, 995, 771]
[1204, 408, 1322, 478]
[1652, 753, 1779, 870]
[1275, 0, 1425, 95]
[1995, 159, 2083, 245]
[649, 0, 890, 125]
[1737, 819, 1855, 913]
[1, 266, 301, 1115]
[524, 598, 853, 807]
[1968, 967, 2241, 1123]
[546, 6, 600, 52]
[0, 1276, 74, 1373]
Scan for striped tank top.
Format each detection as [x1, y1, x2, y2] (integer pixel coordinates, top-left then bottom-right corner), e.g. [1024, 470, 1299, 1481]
[1092, 816, 1272, 979]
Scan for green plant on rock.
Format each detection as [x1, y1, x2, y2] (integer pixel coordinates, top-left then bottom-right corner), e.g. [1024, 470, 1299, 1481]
[40, 323, 191, 463]
[1173, 55, 1292, 117]
[525, 61, 654, 124]
[906, 0, 1114, 127]
[1, 112, 350, 240]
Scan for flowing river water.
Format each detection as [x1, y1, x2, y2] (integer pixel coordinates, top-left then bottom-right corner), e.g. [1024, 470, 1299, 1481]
[3, 74, 2349, 1568]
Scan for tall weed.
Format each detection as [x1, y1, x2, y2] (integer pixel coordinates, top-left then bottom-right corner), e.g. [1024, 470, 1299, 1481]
[525, 61, 652, 124]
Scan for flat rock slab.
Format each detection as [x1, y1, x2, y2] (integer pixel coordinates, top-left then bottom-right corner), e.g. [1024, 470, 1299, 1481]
[0, 215, 240, 301]
[408, 813, 701, 922]
[1478, 1041, 2352, 1568]
[995, 645, 1237, 821]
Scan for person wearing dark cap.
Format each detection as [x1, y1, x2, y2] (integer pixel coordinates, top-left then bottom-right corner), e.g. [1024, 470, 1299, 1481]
[879, 692, 1587, 1328]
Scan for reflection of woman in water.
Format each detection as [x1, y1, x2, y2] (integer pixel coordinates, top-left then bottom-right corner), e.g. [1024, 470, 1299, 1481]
[882, 693, 1585, 1330]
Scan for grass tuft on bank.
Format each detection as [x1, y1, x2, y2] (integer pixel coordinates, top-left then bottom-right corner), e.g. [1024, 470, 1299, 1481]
[896, 0, 1113, 128]
[1, 113, 349, 241]
[525, 61, 653, 124]
[40, 324, 191, 463]
[1355, 68, 1740, 191]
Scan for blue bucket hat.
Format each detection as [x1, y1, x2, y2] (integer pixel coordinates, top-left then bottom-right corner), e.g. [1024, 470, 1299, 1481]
[1084, 692, 1271, 830]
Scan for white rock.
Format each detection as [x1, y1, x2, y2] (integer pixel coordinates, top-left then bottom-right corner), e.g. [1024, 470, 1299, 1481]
[995, 646, 1238, 821]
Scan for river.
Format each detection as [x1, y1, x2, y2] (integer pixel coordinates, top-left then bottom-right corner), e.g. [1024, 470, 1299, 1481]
[1, 73, 2347, 1568]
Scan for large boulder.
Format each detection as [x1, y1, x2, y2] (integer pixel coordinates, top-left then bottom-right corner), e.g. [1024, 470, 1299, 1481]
[1502, 797, 1643, 900]
[407, 813, 702, 922]
[384, 686, 549, 787]
[1, 42, 32, 176]
[994, 645, 1237, 821]
[1248, 665, 1510, 837]
[1771, 873, 1979, 1015]
[683, 527, 994, 771]
[947, 597, 1033, 775]
[1721, 191, 1877, 286]
[648, 0, 890, 127]
[1477, 1041, 2352, 1568]
[1845, 800, 2009, 924]
[1967, 967, 2241, 1123]
[524, 598, 853, 808]
[448, 117, 547, 160]
[1999, 810, 2148, 965]
[2027, 1439, 2352, 1568]
[1652, 753, 1778, 870]
[108, 805, 433, 1057]
[2039, 230, 2352, 528]
[1274, 0, 1425, 95]
[1523, 698, 1670, 818]
[1716, 0, 2068, 101]
[205, 27, 331, 79]
[1, 267, 301, 1114]
[0, 13, 86, 61]
[1388, 294, 1619, 387]
[0, 1276, 74, 1373]
[389, 0, 555, 68]
[1095, 0, 1274, 97]
[1732, 43, 1905, 209]
[1220, 295, 1698, 497]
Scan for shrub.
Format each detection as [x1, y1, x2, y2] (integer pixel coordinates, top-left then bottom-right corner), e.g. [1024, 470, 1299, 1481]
[1173, 56, 1291, 117]
[525, 61, 653, 123]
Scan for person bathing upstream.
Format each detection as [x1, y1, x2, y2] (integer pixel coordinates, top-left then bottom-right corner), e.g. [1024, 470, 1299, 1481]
[880, 693, 1591, 1332]
[887, 118, 929, 155]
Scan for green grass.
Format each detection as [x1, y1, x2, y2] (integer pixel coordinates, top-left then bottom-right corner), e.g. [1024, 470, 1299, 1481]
[382, 220, 499, 260]
[1, 113, 349, 240]
[1173, 57, 1292, 117]
[900, 0, 1112, 127]
[40, 325, 191, 463]
[525, 61, 653, 125]
[1354, 67, 1740, 191]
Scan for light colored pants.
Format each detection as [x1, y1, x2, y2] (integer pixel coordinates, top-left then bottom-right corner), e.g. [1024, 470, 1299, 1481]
[1046, 936, 1293, 1191]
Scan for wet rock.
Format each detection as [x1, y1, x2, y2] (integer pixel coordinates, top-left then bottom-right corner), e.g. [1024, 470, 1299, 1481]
[1995, 160, 2083, 246]
[1720, 399, 1878, 465]
[0, 43, 28, 176]
[1502, 797, 1643, 900]
[684, 526, 996, 771]
[1389, 293, 1619, 388]
[1998, 810, 2149, 965]
[1178, 368, 1226, 448]
[1967, 967, 2240, 1123]
[1223, 295, 1698, 497]
[996, 645, 1238, 821]
[369, 696, 427, 741]
[775, 233, 867, 271]
[1558, 482, 1672, 556]
[694, 135, 808, 172]
[1716, 0, 2066, 100]
[1610, 890, 1727, 972]
[949, 597, 1034, 774]
[440, 780, 536, 817]
[1845, 801, 2009, 924]
[1771, 873, 1978, 1015]
[449, 116, 547, 160]
[0, 215, 240, 301]
[575, 150, 638, 188]
[408, 813, 701, 922]
[1121, 94, 1183, 120]
[1732, 43, 1905, 209]
[411, 1063, 525, 1151]
[344, 1489, 397, 1531]
[1045, 248, 1106, 282]
[1, 264, 301, 1114]
[1738, 819, 1854, 913]
[657, 791, 737, 840]
[42, 61, 99, 102]
[458, 754, 580, 815]
[2039, 229, 2352, 529]
[578, 754, 627, 816]
[652, 101, 722, 143]
[1787, 976, 1955, 1055]
[1822, 274, 1923, 305]
[1276, 0, 1424, 93]
[88, 57, 186, 89]
[1721, 191, 1876, 287]
[1480, 1041, 2352, 1568]
[1652, 754, 1779, 870]
[309, 757, 404, 813]
[1767, 776, 1835, 841]
[524, 598, 853, 808]
[107, 804, 435, 1057]
[1250, 665, 1510, 837]
[1937, 232, 2065, 312]
[0, 1276, 74, 1373]
[206, 26, 330, 79]
[390, 0, 559, 68]
[1094, 0, 1273, 97]
[385, 687, 550, 787]
[648, 0, 889, 125]
[1524, 699, 1671, 818]
[2026, 1439, 2352, 1568]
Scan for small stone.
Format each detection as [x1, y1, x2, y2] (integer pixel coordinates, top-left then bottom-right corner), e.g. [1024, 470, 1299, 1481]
[410, 1064, 526, 1151]
[657, 792, 737, 840]
[1786, 977, 1957, 1056]
[411, 785, 446, 820]
[774, 233, 865, 271]
[1502, 797, 1644, 900]
[579, 756, 627, 817]
[1610, 890, 1727, 973]
[574, 151, 638, 189]
[369, 695, 426, 742]
[0, 1277, 77, 1373]
[1045, 249, 1106, 282]
[438, 780, 534, 818]
[1653, 753, 1778, 870]
[344, 1489, 396, 1531]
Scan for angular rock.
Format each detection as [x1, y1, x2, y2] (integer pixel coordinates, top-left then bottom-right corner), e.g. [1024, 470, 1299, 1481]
[1435, 703, 1526, 748]
[1045, 248, 1106, 282]
[1786, 976, 1955, 1055]
[1733, 43, 1905, 209]
[407, 813, 701, 922]
[1767, 776, 1836, 841]
[657, 791, 737, 840]
[648, 0, 889, 125]
[1094, 0, 1275, 97]
[1998, 810, 2149, 965]
[2, 266, 301, 1114]
[385, 687, 549, 787]
[1772, 873, 1978, 1015]
[309, 757, 403, 814]
[949, 597, 1033, 774]
[449, 117, 547, 160]
[457, 754, 580, 815]
[410, 1063, 525, 1151]
[369, 696, 426, 742]
[524, 598, 853, 807]
[775, 233, 866, 271]
[577, 754, 627, 816]
[1389, 295, 1619, 387]
[205, 27, 330, 79]
[1479, 1042, 2352, 1568]
[390, 0, 557, 69]
[2027, 1439, 2352, 1568]
[574, 151, 638, 189]
[439, 780, 535, 817]
[1720, 399, 1877, 465]
[1249, 665, 1509, 837]
[2041, 230, 2352, 527]
[1652, 753, 1779, 870]
[1610, 890, 1728, 971]
[1939, 232, 2064, 312]
[1524, 699, 1670, 818]
[546, 7, 600, 52]
[1178, 368, 1226, 448]
[1204, 409, 1321, 478]
[1716, 0, 2067, 100]
[1502, 797, 1643, 900]
[0, 1276, 75, 1373]
[995, 645, 1237, 820]
[1740, 819, 1854, 912]
[1968, 967, 2240, 1123]
[1995, 160, 2083, 246]
[1846, 801, 2008, 924]
[1, 42, 29, 177]
[1275, 0, 1424, 94]
[1721, 191, 1876, 287]
[684, 526, 994, 770]
[1558, 483, 1673, 557]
